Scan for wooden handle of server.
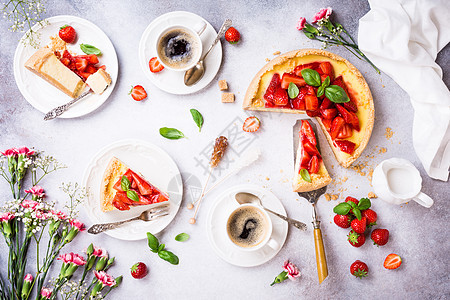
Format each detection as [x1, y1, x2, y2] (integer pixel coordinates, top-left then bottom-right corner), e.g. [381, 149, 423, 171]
[314, 228, 328, 284]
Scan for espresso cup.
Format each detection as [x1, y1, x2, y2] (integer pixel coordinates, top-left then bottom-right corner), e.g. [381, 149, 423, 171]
[155, 21, 206, 72]
[226, 204, 279, 251]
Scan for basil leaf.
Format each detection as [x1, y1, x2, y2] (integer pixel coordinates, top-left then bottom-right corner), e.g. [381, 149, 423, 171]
[300, 168, 311, 183]
[325, 85, 350, 103]
[158, 250, 179, 265]
[348, 201, 356, 208]
[358, 198, 371, 210]
[80, 44, 102, 55]
[159, 127, 185, 140]
[288, 82, 299, 99]
[323, 76, 330, 88]
[126, 190, 139, 202]
[121, 175, 130, 191]
[175, 233, 190, 242]
[190, 109, 204, 132]
[301, 69, 321, 87]
[333, 202, 351, 215]
[317, 85, 325, 97]
[158, 244, 165, 252]
[353, 208, 362, 220]
[147, 232, 159, 252]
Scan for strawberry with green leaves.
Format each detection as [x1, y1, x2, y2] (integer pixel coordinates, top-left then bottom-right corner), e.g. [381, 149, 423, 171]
[333, 214, 351, 228]
[333, 197, 371, 221]
[362, 209, 377, 227]
[350, 260, 368, 278]
[371, 228, 389, 246]
[59, 25, 77, 43]
[225, 27, 240, 44]
[351, 217, 367, 234]
[347, 230, 365, 247]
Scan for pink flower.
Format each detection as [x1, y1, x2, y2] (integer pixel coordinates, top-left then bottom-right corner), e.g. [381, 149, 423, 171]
[40, 287, 52, 299]
[35, 210, 49, 220]
[24, 273, 33, 282]
[94, 271, 116, 287]
[296, 17, 306, 30]
[69, 219, 85, 231]
[57, 252, 74, 264]
[20, 199, 39, 210]
[51, 210, 67, 220]
[93, 246, 108, 258]
[18, 147, 34, 157]
[1, 148, 18, 157]
[283, 260, 301, 280]
[312, 7, 332, 23]
[0, 212, 15, 222]
[25, 186, 45, 197]
[72, 253, 87, 266]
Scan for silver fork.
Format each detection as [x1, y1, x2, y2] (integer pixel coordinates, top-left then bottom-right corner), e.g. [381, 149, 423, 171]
[87, 204, 170, 234]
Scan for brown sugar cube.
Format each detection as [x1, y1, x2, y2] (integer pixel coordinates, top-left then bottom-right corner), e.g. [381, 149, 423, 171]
[218, 80, 228, 91]
[221, 93, 235, 103]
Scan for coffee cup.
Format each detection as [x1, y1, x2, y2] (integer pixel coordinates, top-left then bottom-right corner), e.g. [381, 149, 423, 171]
[226, 204, 279, 251]
[155, 21, 206, 72]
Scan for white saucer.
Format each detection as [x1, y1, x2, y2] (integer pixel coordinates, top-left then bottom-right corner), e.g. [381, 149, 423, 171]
[82, 139, 182, 241]
[138, 11, 222, 95]
[13, 15, 118, 118]
[207, 185, 288, 267]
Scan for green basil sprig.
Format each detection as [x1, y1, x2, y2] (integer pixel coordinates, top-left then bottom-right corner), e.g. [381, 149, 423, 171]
[288, 82, 299, 99]
[325, 85, 349, 103]
[120, 175, 139, 202]
[299, 69, 350, 103]
[301, 69, 321, 87]
[80, 43, 102, 55]
[175, 233, 190, 242]
[317, 76, 330, 97]
[190, 109, 204, 132]
[159, 127, 185, 140]
[333, 198, 371, 220]
[147, 232, 179, 265]
[300, 168, 311, 183]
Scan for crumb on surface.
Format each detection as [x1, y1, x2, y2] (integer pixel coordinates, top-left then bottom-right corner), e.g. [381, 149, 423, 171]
[379, 147, 387, 154]
[265, 177, 270, 181]
[331, 194, 339, 201]
[385, 127, 394, 139]
[50, 35, 66, 52]
[218, 80, 228, 91]
[273, 51, 281, 55]
[368, 192, 377, 199]
[265, 58, 270, 62]
[221, 93, 235, 103]
[325, 193, 331, 201]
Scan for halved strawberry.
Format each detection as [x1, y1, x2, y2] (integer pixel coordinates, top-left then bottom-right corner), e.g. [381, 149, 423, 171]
[112, 193, 131, 211]
[60, 58, 70, 67]
[75, 58, 88, 72]
[76, 71, 91, 81]
[149, 57, 164, 73]
[264, 73, 281, 104]
[131, 172, 153, 195]
[330, 116, 345, 140]
[243, 116, 260, 132]
[87, 54, 99, 64]
[309, 155, 319, 173]
[384, 254, 402, 269]
[292, 93, 306, 110]
[301, 120, 316, 146]
[320, 98, 334, 109]
[319, 62, 334, 80]
[306, 110, 320, 117]
[85, 65, 98, 74]
[273, 87, 288, 106]
[332, 76, 358, 112]
[129, 85, 147, 101]
[62, 50, 73, 61]
[305, 94, 319, 111]
[342, 100, 358, 113]
[303, 141, 321, 158]
[300, 147, 311, 169]
[281, 73, 306, 89]
[322, 118, 332, 132]
[335, 140, 356, 154]
[337, 124, 353, 139]
[336, 104, 360, 131]
[320, 108, 338, 120]
[294, 62, 320, 76]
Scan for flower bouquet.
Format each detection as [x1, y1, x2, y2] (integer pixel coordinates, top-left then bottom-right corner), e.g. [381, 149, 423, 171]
[0, 147, 122, 299]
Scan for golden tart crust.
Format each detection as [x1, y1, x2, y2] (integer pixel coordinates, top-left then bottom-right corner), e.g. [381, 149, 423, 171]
[100, 157, 128, 212]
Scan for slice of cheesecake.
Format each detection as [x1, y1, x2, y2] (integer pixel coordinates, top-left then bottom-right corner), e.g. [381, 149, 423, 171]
[100, 157, 169, 212]
[86, 69, 111, 95]
[25, 47, 86, 98]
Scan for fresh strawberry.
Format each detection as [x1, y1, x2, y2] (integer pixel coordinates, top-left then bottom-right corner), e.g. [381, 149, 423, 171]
[335, 140, 356, 155]
[60, 58, 70, 67]
[342, 99, 358, 113]
[62, 50, 73, 61]
[333, 214, 351, 228]
[330, 116, 345, 140]
[303, 142, 321, 159]
[59, 25, 77, 43]
[306, 109, 320, 117]
[281, 73, 306, 89]
[308, 155, 319, 173]
[371, 228, 389, 246]
[384, 254, 402, 269]
[292, 91, 306, 110]
[300, 120, 316, 145]
[345, 196, 359, 205]
[294, 63, 320, 76]
[362, 209, 377, 227]
[319, 62, 334, 80]
[129, 85, 147, 101]
[300, 148, 311, 169]
[75, 58, 88, 72]
[243, 116, 260, 132]
[351, 217, 367, 234]
[322, 118, 332, 132]
[347, 230, 365, 247]
[85, 65, 98, 74]
[320, 108, 338, 120]
[305, 94, 319, 111]
[320, 97, 334, 109]
[225, 27, 240, 44]
[131, 262, 148, 279]
[264, 73, 281, 105]
[149, 57, 164, 73]
[350, 260, 368, 278]
[337, 124, 353, 139]
[273, 86, 289, 106]
[336, 104, 360, 131]
[87, 54, 99, 64]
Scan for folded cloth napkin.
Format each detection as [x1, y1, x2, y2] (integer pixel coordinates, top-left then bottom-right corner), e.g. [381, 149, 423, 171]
[358, 0, 450, 181]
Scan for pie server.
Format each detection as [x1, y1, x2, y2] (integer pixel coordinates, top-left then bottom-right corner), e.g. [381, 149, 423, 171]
[293, 119, 328, 284]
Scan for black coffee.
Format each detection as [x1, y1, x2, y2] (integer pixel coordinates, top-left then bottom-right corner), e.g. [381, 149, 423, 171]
[157, 28, 199, 69]
[227, 206, 268, 248]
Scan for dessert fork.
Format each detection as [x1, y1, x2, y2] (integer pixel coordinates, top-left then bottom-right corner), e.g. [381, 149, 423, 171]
[87, 204, 170, 234]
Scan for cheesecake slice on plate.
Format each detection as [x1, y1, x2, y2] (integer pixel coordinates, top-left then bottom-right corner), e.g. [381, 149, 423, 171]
[24, 47, 86, 98]
[100, 157, 169, 212]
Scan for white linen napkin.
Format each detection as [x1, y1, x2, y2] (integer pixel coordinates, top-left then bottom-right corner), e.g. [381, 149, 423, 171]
[358, 0, 450, 181]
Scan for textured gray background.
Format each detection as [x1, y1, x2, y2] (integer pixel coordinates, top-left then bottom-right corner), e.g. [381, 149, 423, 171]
[0, 0, 449, 299]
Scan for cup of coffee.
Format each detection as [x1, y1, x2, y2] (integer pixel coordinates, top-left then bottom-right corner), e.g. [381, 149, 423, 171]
[155, 21, 206, 72]
[226, 204, 279, 251]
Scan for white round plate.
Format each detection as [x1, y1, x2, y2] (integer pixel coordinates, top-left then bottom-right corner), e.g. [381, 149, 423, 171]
[207, 185, 288, 267]
[82, 139, 182, 240]
[138, 11, 222, 95]
[13, 15, 118, 118]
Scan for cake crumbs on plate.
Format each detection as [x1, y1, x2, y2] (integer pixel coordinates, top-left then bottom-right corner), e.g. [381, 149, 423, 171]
[379, 147, 387, 154]
[368, 192, 377, 199]
[385, 127, 394, 139]
[273, 51, 281, 55]
[265, 177, 270, 181]
[265, 58, 270, 62]
[50, 35, 66, 52]
[325, 193, 331, 201]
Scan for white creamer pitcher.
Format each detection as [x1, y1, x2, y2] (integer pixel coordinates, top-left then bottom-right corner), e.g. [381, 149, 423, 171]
[372, 158, 434, 208]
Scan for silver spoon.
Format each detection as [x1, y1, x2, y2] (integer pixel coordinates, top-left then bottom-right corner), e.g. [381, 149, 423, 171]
[184, 19, 232, 86]
[235, 192, 307, 231]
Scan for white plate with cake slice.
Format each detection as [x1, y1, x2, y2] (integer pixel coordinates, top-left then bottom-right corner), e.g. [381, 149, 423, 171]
[82, 139, 183, 240]
[13, 15, 118, 118]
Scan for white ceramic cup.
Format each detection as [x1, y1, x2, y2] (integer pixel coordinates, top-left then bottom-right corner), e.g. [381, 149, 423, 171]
[155, 21, 206, 72]
[226, 204, 279, 252]
[372, 158, 434, 208]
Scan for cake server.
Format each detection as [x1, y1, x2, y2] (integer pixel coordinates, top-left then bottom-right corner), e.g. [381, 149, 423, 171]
[43, 90, 91, 120]
[293, 119, 328, 284]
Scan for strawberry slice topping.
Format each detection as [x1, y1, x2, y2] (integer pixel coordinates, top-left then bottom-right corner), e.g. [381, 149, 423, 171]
[330, 116, 345, 140]
[281, 73, 306, 89]
[336, 104, 360, 131]
[273, 86, 289, 106]
[294, 62, 320, 76]
[309, 155, 320, 173]
[335, 140, 356, 154]
[300, 120, 317, 145]
[264, 73, 281, 105]
[131, 172, 153, 195]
